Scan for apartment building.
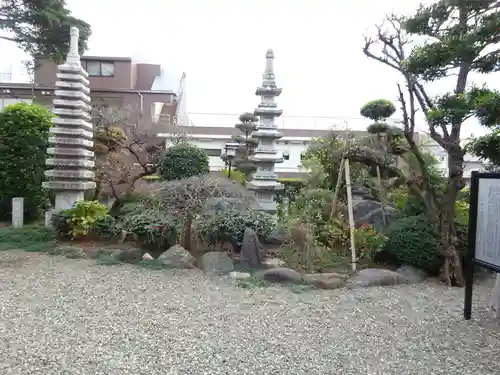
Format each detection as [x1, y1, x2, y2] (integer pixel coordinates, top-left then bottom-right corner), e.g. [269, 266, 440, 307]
[0, 55, 184, 132]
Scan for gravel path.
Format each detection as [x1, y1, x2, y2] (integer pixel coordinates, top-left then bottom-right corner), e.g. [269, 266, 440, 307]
[0, 251, 498, 375]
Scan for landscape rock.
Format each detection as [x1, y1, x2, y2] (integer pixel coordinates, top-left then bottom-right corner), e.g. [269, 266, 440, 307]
[257, 267, 302, 283]
[56, 245, 86, 259]
[240, 228, 264, 268]
[85, 248, 103, 259]
[396, 264, 427, 283]
[142, 253, 154, 260]
[303, 273, 348, 290]
[201, 251, 234, 274]
[229, 271, 251, 280]
[158, 244, 195, 269]
[111, 248, 143, 263]
[349, 184, 395, 232]
[262, 258, 286, 269]
[352, 199, 396, 233]
[264, 224, 290, 245]
[348, 268, 408, 288]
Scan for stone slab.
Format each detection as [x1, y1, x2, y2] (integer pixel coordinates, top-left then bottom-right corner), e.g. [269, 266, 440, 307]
[56, 73, 90, 85]
[50, 127, 93, 139]
[43, 180, 96, 191]
[58, 63, 89, 77]
[51, 117, 93, 131]
[46, 159, 94, 168]
[51, 108, 91, 121]
[54, 90, 90, 103]
[48, 137, 93, 148]
[45, 169, 95, 179]
[47, 147, 94, 158]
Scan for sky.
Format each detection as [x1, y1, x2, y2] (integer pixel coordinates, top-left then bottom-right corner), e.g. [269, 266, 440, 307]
[0, 0, 498, 137]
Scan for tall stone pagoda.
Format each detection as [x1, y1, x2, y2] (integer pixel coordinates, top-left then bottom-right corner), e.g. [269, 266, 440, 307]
[247, 49, 284, 215]
[43, 27, 95, 212]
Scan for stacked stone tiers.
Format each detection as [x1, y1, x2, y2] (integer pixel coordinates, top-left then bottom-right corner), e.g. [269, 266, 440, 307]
[246, 49, 284, 215]
[43, 64, 95, 194]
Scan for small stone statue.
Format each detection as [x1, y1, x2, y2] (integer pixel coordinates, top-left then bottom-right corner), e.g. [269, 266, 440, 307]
[239, 228, 264, 268]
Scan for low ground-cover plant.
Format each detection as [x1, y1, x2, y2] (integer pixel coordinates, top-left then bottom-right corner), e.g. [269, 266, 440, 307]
[354, 224, 388, 260]
[281, 217, 351, 273]
[0, 225, 56, 252]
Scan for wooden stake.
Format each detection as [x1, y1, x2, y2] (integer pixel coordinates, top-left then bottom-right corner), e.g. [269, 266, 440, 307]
[375, 165, 386, 227]
[344, 158, 357, 272]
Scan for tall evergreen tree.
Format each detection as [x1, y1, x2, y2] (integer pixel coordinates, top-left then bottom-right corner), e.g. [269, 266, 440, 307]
[0, 0, 91, 61]
[362, 0, 500, 285]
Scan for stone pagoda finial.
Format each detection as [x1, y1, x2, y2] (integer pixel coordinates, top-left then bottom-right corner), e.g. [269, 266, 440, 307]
[65, 26, 81, 66]
[265, 48, 274, 72]
[43, 27, 95, 213]
[246, 49, 284, 215]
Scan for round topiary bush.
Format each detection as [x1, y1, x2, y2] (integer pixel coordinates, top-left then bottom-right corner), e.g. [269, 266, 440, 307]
[0, 103, 52, 221]
[157, 143, 210, 181]
[367, 122, 390, 134]
[383, 215, 442, 274]
[360, 99, 396, 121]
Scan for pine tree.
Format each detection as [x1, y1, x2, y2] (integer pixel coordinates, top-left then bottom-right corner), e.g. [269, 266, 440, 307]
[225, 112, 259, 181]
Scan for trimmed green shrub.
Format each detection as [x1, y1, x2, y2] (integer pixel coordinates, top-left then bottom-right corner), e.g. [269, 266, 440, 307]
[197, 209, 275, 247]
[158, 143, 209, 181]
[93, 215, 121, 240]
[278, 178, 306, 202]
[220, 168, 246, 185]
[54, 200, 108, 238]
[122, 210, 181, 254]
[360, 99, 396, 121]
[383, 215, 442, 274]
[0, 103, 52, 221]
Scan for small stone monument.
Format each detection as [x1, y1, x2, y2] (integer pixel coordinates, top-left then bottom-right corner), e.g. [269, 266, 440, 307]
[42, 27, 95, 214]
[247, 49, 284, 216]
[11, 197, 23, 228]
[239, 228, 264, 268]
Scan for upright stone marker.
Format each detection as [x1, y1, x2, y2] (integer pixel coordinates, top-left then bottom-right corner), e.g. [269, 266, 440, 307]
[247, 49, 284, 215]
[43, 27, 95, 213]
[11, 197, 24, 228]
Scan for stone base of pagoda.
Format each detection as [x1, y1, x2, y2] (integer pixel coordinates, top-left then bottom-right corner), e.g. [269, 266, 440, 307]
[42, 180, 96, 213]
[55, 191, 85, 212]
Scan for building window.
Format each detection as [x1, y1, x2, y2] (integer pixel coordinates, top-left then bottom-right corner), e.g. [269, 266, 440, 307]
[204, 149, 222, 157]
[83, 60, 115, 77]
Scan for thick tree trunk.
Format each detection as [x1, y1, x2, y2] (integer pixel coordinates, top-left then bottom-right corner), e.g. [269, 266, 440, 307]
[438, 151, 465, 286]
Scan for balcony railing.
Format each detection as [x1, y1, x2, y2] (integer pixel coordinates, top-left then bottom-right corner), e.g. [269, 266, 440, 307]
[155, 112, 404, 132]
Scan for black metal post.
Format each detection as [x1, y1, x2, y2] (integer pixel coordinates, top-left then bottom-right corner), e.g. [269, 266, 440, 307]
[464, 171, 479, 320]
[227, 161, 232, 178]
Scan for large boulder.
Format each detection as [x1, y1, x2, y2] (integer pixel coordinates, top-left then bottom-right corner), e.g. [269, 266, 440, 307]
[348, 268, 407, 288]
[349, 185, 396, 232]
[257, 267, 302, 283]
[158, 244, 196, 269]
[239, 228, 264, 268]
[303, 273, 348, 290]
[264, 224, 290, 246]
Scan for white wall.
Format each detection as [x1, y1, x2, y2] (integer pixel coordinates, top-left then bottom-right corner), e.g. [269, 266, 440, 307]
[0, 98, 32, 111]
[422, 140, 486, 178]
[165, 135, 311, 173]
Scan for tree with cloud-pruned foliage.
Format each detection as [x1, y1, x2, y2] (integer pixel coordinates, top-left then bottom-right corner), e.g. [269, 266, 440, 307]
[222, 112, 259, 181]
[362, 0, 500, 286]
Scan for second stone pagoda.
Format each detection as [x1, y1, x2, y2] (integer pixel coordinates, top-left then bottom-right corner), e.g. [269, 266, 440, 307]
[247, 49, 284, 215]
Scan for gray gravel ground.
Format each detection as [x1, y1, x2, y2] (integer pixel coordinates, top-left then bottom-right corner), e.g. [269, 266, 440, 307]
[0, 251, 498, 375]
